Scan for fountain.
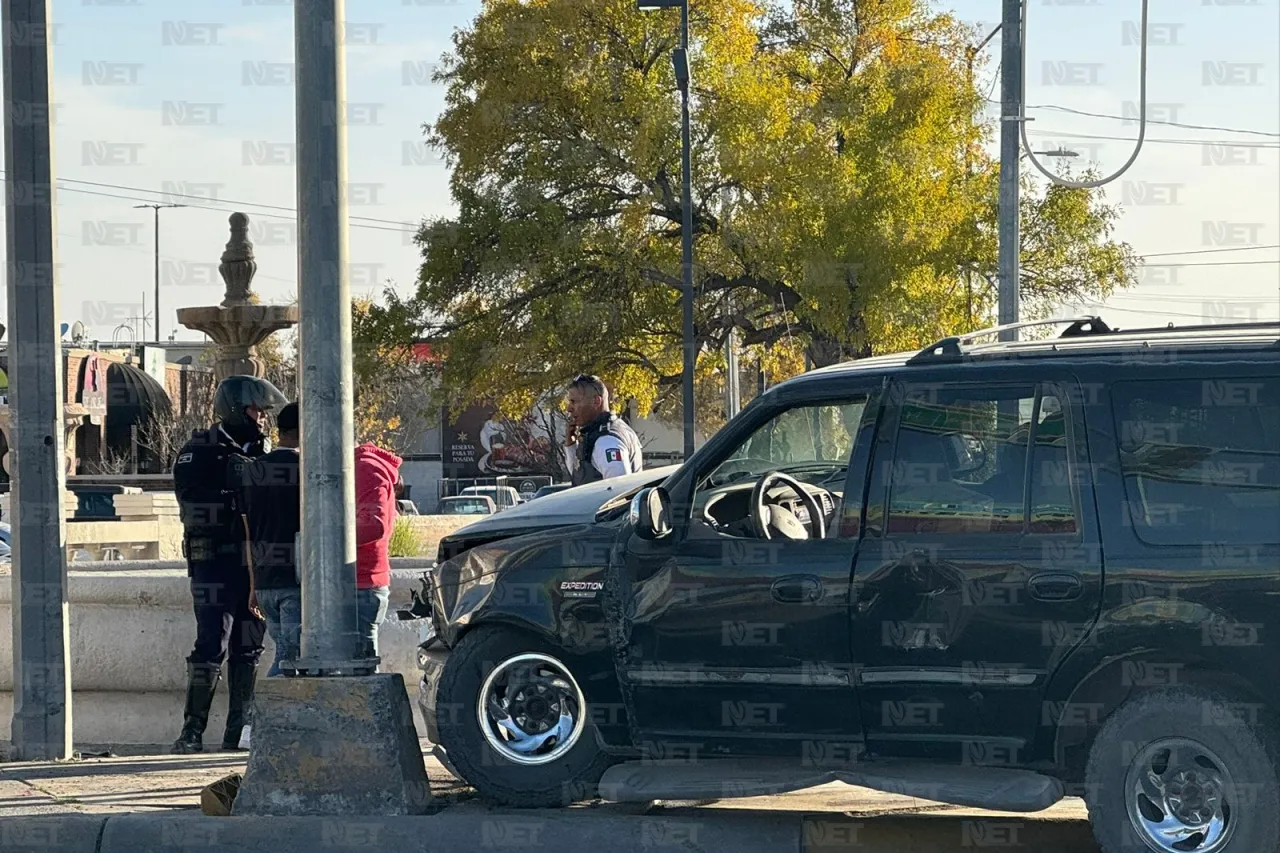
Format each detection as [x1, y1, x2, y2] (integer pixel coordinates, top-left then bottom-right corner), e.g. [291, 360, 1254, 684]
[177, 212, 298, 380]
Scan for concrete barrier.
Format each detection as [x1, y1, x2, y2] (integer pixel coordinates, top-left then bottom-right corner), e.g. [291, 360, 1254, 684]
[0, 561, 436, 747]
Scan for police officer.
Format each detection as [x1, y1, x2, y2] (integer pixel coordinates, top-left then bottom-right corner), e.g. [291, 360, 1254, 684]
[563, 374, 643, 485]
[170, 375, 288, 754]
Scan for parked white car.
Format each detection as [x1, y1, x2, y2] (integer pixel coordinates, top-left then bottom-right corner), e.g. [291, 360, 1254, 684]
[458, 485, 523, 511]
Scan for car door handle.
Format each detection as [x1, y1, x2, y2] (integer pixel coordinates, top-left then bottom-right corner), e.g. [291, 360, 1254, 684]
[1028, 572, 1083, 601]
[772, 575, 822, 604]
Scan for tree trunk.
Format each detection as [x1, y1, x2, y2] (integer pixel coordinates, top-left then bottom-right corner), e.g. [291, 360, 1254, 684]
[806, 319, 873, 369]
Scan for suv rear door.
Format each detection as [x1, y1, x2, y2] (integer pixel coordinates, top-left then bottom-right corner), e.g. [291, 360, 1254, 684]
[851, 364, 1103, 763]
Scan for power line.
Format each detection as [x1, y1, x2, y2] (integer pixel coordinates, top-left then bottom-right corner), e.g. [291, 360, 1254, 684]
[1073, 303, 1279, 320]
[1140, 245, 1280, 258]
[1026, 103, 1280, 139]
[1143, 260, 1280, 267]
[986, 97, 1280, 138]
[0, 173, 424, 235]
[1024, 129, 1280, 149]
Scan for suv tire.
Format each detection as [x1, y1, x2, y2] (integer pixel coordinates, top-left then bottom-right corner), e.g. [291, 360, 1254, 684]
[433, 626, 614, 808]
[1084, 687, 1280, 853]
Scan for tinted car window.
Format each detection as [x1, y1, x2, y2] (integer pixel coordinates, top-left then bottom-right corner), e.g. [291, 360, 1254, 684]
[887, 385, 1038, 534]
[1112, 377, 1280, 545]
[1028, 395, 1078, 535]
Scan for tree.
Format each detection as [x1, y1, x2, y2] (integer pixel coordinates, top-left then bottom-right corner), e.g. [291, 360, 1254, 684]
[352, 299, 437, 456]
[361, 0, 1137, 430]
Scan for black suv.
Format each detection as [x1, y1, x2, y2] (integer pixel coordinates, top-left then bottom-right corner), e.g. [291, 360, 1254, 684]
[416, 317, 1280, 853]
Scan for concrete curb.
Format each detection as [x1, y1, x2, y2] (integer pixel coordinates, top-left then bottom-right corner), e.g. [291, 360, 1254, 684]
[0, 815, 107, 853]
[0, 811, 798, 853]
[0, 810, 1098, 853]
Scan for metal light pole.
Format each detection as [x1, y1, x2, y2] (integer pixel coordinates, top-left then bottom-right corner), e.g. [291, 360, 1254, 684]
[293, 0, 363, 674]
[997, 0, 1023, 342]
[3, 0, 74, 760]
[134, 203, 185, 341]
[639, 0, 695, 461]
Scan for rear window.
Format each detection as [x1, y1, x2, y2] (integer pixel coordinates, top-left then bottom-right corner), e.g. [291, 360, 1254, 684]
[443, 499, 489, 513]
[1111, 377, 1280, 546]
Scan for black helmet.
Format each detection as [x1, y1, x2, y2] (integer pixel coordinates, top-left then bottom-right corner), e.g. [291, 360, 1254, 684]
[213, 375, 289, 441]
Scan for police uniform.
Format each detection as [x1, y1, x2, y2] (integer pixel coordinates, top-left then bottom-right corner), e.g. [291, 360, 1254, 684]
[566, 412, 644, 485]
[170, 424, 267, 753]
[168, 374, 290, 754]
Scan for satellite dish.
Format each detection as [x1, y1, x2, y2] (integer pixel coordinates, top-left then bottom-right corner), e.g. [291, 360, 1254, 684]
[71, 321, 86, 342]
[60, 323, 69, 338]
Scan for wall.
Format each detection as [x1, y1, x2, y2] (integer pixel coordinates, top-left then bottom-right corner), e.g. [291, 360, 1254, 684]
[0, 562, 437, 747]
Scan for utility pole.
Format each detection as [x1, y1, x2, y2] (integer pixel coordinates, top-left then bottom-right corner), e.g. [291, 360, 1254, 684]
[637, 0, 696, 459]
[293, 0, 363, 674]
[676, 0, 695, 461]
[3, 0, 74, 760]
[967, 25, 1001, 331]
[997, 0, 1023, 341]
[721, 187, 739, 420]
[134, 203, 185, 341]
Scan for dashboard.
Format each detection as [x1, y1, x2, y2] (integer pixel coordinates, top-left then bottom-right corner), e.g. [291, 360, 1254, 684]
[699, 479, 841, 538]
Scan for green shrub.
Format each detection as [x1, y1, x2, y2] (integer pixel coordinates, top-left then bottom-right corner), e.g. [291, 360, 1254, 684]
[388, 516, 424, 558]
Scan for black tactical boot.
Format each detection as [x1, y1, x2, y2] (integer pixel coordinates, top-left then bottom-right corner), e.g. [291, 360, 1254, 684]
[221, 660, 258, 751]
[172, 663, 221, 754]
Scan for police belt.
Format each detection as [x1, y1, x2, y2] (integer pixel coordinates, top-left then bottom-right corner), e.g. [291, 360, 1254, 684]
[184, 537, 243, 561]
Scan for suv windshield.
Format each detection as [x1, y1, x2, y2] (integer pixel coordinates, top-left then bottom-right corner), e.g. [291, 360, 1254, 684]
[706, 401, 865, 488]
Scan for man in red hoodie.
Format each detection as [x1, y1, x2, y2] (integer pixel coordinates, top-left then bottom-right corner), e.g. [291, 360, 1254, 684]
[354, 442, 403, 664]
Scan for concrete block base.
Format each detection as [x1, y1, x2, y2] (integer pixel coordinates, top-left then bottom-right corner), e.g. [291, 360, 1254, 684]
[232, 674, 434, 816]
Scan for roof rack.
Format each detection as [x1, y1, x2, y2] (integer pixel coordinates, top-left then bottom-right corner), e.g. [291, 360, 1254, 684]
[1098, 319, 1280, 337]
[906, 315, 1280, 365]
[907, 315, 1108, 364]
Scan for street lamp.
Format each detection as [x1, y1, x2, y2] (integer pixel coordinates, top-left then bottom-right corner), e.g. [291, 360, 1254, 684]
[1023, 147, 1078, 161]
[638, 0, 695, 462]
[134, 203, 187, 341]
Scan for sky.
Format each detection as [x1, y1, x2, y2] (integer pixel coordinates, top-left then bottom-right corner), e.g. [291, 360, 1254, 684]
[0, 0, 1276, 343]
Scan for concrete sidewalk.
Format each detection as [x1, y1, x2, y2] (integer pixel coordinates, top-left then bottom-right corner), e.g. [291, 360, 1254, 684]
[0, 744, 1100, 852]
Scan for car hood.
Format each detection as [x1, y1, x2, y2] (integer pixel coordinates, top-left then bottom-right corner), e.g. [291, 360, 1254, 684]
[445, 465, 680, 536]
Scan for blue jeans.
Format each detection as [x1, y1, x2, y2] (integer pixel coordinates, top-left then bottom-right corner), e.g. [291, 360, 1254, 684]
[356, 586, 390, 666]
[255, 587, 301, 677]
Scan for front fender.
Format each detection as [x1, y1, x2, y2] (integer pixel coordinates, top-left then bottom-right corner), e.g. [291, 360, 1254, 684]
[428, 522, 634, 748]
[431, 524, 617, 647]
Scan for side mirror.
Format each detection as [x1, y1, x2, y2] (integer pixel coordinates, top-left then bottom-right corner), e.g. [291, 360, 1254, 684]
[630, 487, 672, 540]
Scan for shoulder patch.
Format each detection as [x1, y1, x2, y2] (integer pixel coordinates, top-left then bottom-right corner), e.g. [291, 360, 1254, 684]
[604, 447, 622, 464]
[176, 453, 193, 465]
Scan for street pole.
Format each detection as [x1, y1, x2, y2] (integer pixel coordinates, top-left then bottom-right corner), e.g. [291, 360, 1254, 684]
[134, 203, 184, 341]
[3, 0, 74, 760]
[293, 0, 363, 673]
[677, 0, 695, 461]
[997, 0, 1023, 341]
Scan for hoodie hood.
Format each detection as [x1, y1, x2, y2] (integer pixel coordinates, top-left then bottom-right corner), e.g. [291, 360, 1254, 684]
[355, 442, 402, 479]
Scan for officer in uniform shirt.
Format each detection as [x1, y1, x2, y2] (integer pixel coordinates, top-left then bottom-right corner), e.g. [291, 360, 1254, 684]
[563, 374, 644, 485]
[170, 374, 288, 754]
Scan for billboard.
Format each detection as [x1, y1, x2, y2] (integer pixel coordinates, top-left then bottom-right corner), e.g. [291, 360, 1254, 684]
[441, 403, 560, 478]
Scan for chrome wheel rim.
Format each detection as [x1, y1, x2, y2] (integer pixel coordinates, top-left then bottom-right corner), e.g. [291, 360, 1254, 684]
[477, 652, 586, 766]
[1124, 737, 1237, 853]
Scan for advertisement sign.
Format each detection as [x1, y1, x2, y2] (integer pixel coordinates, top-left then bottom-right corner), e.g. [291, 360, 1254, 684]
[441, 403, 559, 478]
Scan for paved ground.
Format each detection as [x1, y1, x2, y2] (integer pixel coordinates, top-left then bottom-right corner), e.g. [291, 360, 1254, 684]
[0, 741, 1100, 851]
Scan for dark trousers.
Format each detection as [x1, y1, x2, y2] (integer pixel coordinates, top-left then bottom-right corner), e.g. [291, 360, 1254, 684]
[188, 562, 265, 667]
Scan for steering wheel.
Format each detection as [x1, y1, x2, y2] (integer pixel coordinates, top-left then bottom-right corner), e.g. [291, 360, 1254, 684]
[750, 471, 827, 541]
